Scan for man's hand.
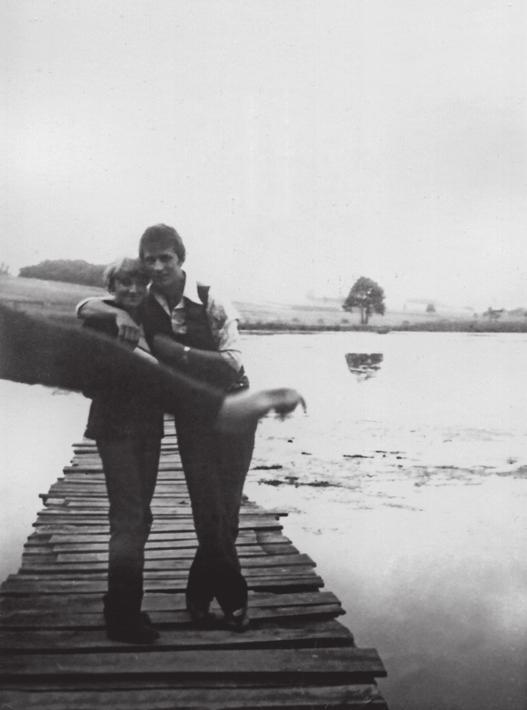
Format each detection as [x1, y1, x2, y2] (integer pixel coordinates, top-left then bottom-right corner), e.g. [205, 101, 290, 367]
[151, 334, 186, 363]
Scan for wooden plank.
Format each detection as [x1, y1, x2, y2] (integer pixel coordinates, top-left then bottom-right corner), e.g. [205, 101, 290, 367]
[0, 590, 341, 614]
[0, 684, 387, 709]
[13, 570, 322, 587]
[22, 544, 299, 560]
[31, 518, 284, 532]
[1, 574, 323, 595]
[26, 536, 292, 553]
[36, 508, 283, 518]
[0, 619, 352, 652]
[20, 553, 315, 573]
[63, 464, 184, 473]
[44, 487, 192, 498]
[25, 530, 291, 548]
[0, 647, 386, 678]
[34, 511, 285, 523]
[0, 602, 343, 629]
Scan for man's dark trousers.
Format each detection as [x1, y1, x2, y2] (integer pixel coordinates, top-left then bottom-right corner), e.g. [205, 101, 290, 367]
[176, 421, 256, 615]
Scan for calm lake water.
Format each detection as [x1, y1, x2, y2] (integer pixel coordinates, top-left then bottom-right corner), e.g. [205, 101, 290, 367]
[1, 330, 527, 710]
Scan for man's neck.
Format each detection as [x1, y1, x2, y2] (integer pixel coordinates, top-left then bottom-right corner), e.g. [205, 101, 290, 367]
[153, 272, 186, 309]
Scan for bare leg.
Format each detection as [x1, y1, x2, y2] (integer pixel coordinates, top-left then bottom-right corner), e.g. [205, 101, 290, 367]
[215, 388, 306, 433]
[0, 304, 305, 432]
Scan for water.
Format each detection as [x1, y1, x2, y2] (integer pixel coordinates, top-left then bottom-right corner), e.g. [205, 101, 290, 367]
[1, 331, 526, 709]
[242, 332, 527, 710]
[0, 381, 90, 578]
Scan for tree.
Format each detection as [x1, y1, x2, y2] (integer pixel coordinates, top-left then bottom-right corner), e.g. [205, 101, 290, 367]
[426, 302, 436, 313]
[343, 276, 385, 325]
[18, 259, 105, 287]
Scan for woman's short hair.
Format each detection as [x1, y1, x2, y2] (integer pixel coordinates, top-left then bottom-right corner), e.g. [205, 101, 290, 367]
[139, 224, 186, 263]
[103, 257, 150, 292]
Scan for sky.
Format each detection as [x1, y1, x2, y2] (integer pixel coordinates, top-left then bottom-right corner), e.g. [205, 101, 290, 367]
[2, 0, 527, 310]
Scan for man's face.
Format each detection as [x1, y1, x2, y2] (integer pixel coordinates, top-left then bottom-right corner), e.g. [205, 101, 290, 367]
[141, 245, 184, 293]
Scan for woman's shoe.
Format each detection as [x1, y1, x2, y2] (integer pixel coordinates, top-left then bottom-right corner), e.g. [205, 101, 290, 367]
[224, 606, 250, 632]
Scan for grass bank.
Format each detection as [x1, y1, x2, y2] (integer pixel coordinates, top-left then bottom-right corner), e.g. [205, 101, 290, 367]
[2, 275, 527, 333]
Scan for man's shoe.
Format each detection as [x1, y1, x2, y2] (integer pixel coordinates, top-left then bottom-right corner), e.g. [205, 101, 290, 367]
[187, 598, 217, 628]
[106, 613, 160, 644]
[140, 611, 154, 627]
[224, 606, 250, 632]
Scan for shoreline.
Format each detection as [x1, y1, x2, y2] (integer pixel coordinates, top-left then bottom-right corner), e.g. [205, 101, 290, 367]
[241, 321, 527, 334]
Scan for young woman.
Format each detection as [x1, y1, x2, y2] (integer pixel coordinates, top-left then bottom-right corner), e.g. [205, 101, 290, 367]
[82, 258, 164, 644]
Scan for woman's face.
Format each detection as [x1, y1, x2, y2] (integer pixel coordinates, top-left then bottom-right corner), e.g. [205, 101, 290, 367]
[111, 273, 148, 310]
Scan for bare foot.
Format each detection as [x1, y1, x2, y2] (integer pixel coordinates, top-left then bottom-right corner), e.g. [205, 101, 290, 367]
[215, 388, 306, 433]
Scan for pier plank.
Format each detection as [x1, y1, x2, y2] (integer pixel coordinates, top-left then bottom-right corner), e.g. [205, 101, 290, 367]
[0, 619, 352, 652]
[0, 590, 340, 613]
[0, 647, 385, 678]
[0, 684, 387, 709]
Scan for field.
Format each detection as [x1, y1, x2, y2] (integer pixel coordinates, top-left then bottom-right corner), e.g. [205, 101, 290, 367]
[1, 275, 527, 332]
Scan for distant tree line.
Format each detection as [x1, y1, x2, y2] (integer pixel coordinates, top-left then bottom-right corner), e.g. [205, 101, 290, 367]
[18, 260, 106, 287]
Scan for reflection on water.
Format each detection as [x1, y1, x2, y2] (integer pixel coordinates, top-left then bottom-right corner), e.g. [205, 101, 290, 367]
[345, 352, 384, 380]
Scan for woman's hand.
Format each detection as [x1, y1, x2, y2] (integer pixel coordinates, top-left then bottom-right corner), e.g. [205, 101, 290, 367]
[114, 310, 141, 346]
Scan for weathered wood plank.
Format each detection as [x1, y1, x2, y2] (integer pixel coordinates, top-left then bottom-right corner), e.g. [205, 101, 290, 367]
[0, 647, 386, 678]
[32, 518, 284, 532]
[0, 684, 387, 709]
[0, 590, 340, 613]
[1, 573, 324, 596]
[43, 497, 261, 507]
[22, 544, 299, 560]
[36, 508, 284, 519]
[24, 530, 292, 555]
[20, 553, 315, 573]
[0, 619, 352, 652]
[63, 464, 184, 473]
[12, 564, 320, 579]
[0, 602, 343, 630]
[25, 530, 291, 548]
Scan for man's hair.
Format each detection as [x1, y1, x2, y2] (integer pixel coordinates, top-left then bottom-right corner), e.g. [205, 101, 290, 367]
[103, 257, 150, 292]
[139, 224, 186, 263]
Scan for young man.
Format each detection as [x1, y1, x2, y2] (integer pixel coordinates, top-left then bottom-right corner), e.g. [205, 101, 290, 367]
[77, 224, 295, 630]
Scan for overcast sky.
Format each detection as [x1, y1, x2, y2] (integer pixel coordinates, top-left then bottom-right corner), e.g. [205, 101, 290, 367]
[2, 0, 526, 309]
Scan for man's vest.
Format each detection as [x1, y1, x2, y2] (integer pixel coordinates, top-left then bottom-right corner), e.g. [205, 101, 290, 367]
[142, 285, 249, 392]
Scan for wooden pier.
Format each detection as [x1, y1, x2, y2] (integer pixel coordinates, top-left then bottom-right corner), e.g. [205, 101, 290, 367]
[0, 424, 388, 709]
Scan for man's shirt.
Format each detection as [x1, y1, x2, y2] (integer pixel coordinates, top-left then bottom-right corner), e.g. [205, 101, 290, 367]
[150, 271, 243, 372]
